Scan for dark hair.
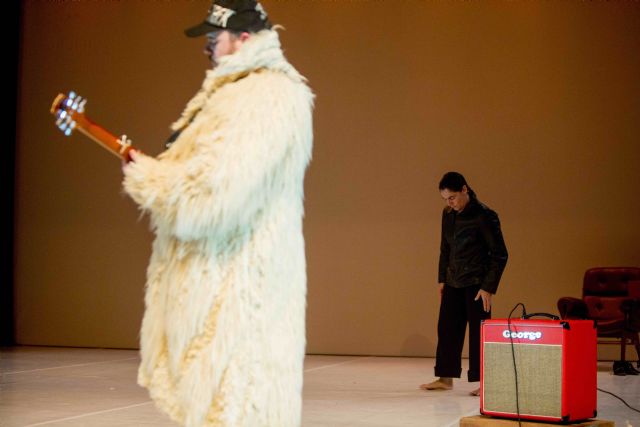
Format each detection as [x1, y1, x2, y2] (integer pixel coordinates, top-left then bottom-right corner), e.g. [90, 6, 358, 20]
[227, 29, 249, 39]
[439, 171, 476, 197]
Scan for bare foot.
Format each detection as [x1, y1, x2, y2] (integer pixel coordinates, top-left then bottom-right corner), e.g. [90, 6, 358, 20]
[469, 387, 480, 396]
[419, 377, 453, 391]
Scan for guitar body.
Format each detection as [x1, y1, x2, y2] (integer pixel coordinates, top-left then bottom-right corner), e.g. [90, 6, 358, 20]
[50, 92, 136, 162]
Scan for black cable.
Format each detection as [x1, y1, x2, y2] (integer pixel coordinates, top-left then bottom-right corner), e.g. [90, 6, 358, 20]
[507, 302, 527, 427]
[597, 387, 640, 413]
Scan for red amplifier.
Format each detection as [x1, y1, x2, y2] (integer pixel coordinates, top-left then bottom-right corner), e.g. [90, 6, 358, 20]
[480, 318, 597, 423]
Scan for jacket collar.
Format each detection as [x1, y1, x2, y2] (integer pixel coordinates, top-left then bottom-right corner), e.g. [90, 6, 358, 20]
[171, 29, 304, 132]
[209, 28, 304, 83]
[447, 196, 480, 217]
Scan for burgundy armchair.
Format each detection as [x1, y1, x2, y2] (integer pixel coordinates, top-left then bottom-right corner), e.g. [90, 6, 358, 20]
[557, 267, 640, 376]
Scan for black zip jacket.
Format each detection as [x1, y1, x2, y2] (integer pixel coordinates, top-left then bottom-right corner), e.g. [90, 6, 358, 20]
[438, 197, 508, 294]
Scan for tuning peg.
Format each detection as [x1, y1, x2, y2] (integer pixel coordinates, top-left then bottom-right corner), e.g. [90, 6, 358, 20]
[65, 91, 77, 108]
[56, 115, 76, 136]
[71, 96, 83, 112]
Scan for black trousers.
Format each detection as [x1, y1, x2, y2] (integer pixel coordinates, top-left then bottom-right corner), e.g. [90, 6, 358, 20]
[434, 284, 491, 382]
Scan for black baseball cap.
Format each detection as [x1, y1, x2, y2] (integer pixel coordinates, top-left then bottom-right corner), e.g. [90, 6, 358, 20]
[185, 0, 272, 37]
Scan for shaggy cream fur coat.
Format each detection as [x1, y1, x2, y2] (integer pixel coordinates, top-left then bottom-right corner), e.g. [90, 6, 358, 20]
[122, 30, 313, 427]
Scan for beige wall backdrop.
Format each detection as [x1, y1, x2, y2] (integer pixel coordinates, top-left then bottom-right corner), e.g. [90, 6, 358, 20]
[15, 1, 640, 358]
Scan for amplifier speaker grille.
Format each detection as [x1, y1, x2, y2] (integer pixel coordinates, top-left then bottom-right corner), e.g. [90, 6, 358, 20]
[483, 342, 562, 417]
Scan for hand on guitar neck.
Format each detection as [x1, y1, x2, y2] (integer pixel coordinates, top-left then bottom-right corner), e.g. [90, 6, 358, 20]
[121, 148, 141, 174]
[125, 148, 140, 163]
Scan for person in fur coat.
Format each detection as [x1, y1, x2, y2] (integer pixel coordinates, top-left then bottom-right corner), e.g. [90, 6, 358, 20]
[121, 1, 313, 426]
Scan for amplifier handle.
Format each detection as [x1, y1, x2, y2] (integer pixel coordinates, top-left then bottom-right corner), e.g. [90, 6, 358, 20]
[521, 312, 560, 320]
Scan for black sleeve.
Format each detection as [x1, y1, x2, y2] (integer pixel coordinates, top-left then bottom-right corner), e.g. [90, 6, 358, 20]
[479, 210, 508, 294]
[438, 209, 450, 284]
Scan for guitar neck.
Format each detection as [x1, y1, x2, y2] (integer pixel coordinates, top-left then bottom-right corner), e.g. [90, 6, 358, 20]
[50, 92, 136, 162]
[73, 114, 135, 161]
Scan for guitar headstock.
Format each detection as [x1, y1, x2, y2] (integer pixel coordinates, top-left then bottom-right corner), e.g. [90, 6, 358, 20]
[50, 91, 87, 136]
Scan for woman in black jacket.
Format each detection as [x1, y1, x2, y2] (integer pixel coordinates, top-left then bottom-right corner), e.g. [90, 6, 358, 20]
[420, 172, 508, 396]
